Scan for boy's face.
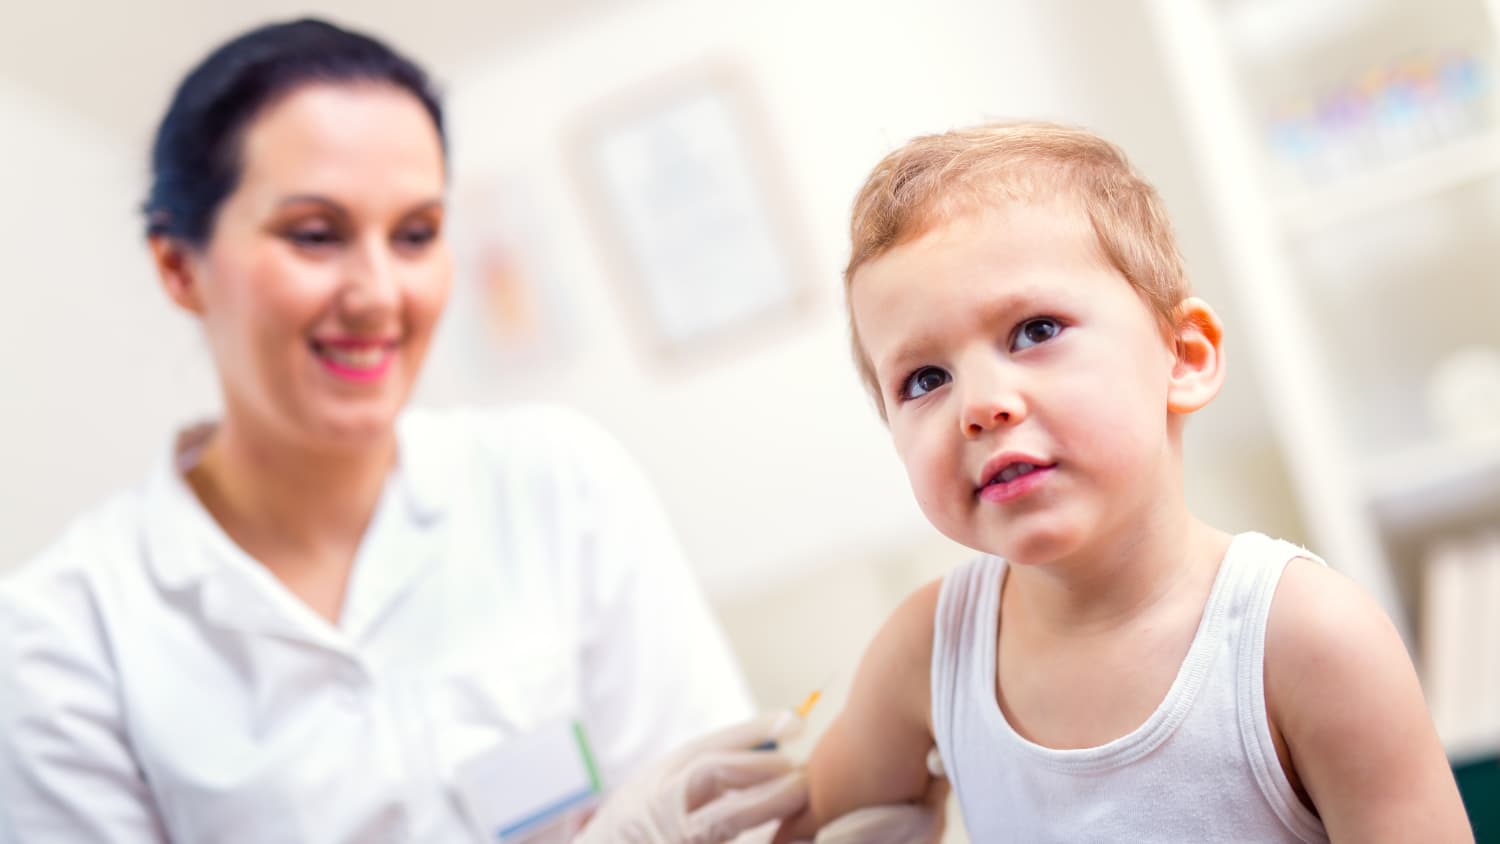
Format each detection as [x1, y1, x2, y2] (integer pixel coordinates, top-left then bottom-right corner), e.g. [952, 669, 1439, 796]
[851, 199, 1192, 566]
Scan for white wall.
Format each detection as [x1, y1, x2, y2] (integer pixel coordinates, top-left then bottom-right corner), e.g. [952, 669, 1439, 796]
[0, 80, 218, 565]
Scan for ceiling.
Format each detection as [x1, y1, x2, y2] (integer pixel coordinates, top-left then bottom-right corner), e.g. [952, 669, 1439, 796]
[2, 0, 632, 143]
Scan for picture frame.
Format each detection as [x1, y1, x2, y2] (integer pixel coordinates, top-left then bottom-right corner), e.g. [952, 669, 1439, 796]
[569, 60, 815, 362]
[446, 171, 576, 382]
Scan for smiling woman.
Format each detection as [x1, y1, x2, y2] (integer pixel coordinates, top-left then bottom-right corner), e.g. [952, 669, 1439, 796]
[0, 18, 813, 843]
[140, 29, 455, 625]
[153, 82, 450, 456]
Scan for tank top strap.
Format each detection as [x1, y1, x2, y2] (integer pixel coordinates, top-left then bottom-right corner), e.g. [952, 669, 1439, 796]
[1214, 532, 1325, 626]
[931, 553, 1005, 779]
[1229, 532, 1330, 842]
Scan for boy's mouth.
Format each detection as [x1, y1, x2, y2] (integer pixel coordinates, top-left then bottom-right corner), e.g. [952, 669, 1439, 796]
[976, 453, 1057, 498]
[991, 463, 1041, 484]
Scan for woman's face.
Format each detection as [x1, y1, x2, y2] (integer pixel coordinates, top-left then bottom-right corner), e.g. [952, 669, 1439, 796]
[174, 82, 451, 451]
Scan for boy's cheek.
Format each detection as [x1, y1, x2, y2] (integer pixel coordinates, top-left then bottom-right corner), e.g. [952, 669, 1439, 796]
[908, 463, 965, 531]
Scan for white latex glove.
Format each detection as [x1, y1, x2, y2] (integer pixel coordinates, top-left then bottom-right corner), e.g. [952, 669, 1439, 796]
[575, 711, 808, 844]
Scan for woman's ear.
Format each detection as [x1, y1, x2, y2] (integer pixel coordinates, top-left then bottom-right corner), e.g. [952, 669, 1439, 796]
[148, 235, 206, 316]
[1166, 296, 1226, 414]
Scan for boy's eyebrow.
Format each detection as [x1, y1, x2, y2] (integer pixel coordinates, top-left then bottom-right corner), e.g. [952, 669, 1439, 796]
[876, 287, 1048, 376]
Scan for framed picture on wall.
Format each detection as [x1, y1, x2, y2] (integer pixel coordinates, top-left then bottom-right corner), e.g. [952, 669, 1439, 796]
[438, 170, 576, 398]
[569, 60, 814, 362]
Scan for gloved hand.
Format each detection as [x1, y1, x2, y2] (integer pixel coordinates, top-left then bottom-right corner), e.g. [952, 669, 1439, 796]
[809, 802, 941, 844]
[574, 711, 808, 844]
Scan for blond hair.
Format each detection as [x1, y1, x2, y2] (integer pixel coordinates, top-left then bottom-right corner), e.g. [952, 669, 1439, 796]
[845, 121, 1189, 417]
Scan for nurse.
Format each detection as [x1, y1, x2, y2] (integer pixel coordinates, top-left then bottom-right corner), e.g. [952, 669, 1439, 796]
[0, 17, 936, 844]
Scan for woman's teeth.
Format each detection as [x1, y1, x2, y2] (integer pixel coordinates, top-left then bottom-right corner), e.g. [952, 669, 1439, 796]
[320, 345, 388, 369]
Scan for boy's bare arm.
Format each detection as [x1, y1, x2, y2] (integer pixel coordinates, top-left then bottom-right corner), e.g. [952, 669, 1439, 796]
[774, 580, 944, 842]
[1266, 558, 1473, 842]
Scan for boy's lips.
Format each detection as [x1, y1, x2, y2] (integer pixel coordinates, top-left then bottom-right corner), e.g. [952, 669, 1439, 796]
[976, 451, 1057, 502]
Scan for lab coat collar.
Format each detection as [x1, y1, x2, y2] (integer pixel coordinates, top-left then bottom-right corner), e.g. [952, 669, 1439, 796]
[141, 415, 454, 649]
[142, 422, 222, 592]
[139, 426, 346, 651]
[145, 414, 452, 591]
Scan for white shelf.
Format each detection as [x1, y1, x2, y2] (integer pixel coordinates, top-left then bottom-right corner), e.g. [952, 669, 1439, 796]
[1445, 732, 1500, 764]
[1364, 430, 1500, 534]
[1275, 128, 1500, 235]
[1444, 732, 1500, 764]
[1147, 0, 1412, 648]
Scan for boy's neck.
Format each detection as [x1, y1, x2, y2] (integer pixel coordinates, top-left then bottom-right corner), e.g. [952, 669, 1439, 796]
[1003, 508, 1232, 635]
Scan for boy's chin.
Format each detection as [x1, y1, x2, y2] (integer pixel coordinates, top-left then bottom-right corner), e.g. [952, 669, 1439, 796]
[970, 521, 1089, 567]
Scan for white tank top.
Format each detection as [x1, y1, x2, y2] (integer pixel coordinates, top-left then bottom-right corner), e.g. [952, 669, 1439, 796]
[931, 532, 1330, 842]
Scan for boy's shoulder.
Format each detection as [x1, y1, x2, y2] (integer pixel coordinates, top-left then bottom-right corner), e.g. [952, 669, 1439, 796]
[1265, 555, 1394, 681]
[873, 554, 999, 723]
[846, 576, 947, 735]
[1262, 555, 1469, 837]
[1262, 550, 1403, 733]
[889, 577, 945, 662]
[883, 554, 1003, 673]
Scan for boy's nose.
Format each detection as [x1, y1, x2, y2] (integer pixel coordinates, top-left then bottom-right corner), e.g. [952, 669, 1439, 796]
[960, 389, 1025, 439]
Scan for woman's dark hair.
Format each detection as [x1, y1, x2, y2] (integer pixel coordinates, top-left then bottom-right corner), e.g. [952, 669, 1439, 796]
[143, 18, 446, 247]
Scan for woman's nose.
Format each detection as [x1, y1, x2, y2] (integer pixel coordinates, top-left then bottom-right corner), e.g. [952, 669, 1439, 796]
[341, 237, 401, 317]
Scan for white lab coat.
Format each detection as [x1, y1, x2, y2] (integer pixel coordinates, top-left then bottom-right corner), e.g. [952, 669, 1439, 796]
[0, 405, 754, 843]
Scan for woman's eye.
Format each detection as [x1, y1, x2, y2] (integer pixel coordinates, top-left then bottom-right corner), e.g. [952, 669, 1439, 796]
[394, 225, 438, 249]
[900, 366, 951, 401]
[285, 227, 340, 248]
[1012, 317, 1062, 351]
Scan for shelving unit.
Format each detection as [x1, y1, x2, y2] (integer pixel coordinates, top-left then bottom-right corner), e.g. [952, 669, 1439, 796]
[1145, 0, 1500, 763]
[1276, 126, 1500, 233]
[1366, 431, 1500, 535]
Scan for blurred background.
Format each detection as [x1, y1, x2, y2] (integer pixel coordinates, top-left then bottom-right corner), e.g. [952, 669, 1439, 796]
[2, 0, 1497, 838]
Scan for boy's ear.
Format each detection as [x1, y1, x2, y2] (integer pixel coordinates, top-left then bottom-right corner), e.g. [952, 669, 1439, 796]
[148, 235, 207, 316]
[1166, 296, 1225, 414]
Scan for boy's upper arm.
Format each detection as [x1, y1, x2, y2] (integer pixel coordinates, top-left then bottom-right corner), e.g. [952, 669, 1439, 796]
[1266, 558, 1472, 843]
[798, 578, 943, 832]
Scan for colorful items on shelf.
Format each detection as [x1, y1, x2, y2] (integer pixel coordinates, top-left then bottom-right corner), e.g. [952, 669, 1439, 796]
[1265, 49, 1492, 185]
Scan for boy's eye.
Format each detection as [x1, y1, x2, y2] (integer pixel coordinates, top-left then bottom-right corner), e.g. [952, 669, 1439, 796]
[1012, 317, 1062, 351]
[900, 366, 951, 401]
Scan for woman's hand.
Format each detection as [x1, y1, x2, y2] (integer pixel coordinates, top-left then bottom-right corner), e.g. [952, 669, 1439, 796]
[575, 711, 808, 844]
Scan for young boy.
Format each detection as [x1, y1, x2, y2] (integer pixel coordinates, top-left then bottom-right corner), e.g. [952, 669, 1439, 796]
[776, 123, 1471, 842]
